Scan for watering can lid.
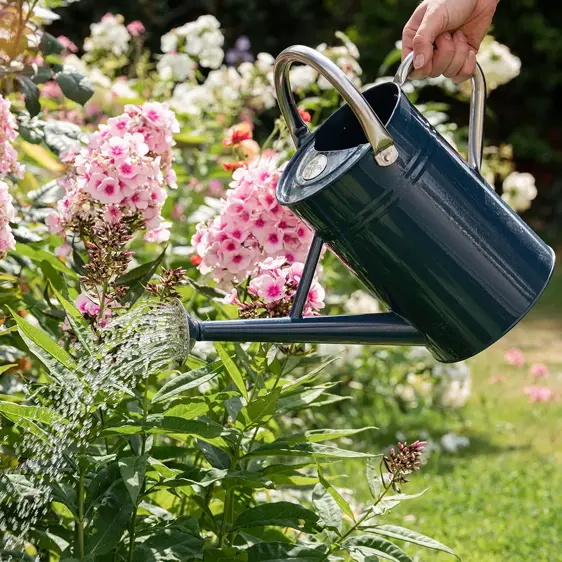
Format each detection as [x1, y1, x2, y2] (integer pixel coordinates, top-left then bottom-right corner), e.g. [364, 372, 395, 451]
[276, 127, 373, 207]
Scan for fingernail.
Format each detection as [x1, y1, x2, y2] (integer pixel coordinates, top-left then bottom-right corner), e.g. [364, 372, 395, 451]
[414, 54, 425, 69]
[443, 32, 452, 40]
[468, 49, 476, 61]
[456, 30, 466, 42]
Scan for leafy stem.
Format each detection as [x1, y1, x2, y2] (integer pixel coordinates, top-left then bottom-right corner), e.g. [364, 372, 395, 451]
[75, 454, 88, 559]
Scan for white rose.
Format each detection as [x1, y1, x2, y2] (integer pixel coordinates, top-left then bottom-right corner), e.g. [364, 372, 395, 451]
[501, 171, 537, 212]
[161, 31, 178, 53]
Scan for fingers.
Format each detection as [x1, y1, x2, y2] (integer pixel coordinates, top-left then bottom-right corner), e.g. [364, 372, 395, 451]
[401, 2, 428, 60]
[453, 49, 477, 83]
[410, 5, 448, 76]
[443, 30, 469, 79]
[429, 32, 455, 78]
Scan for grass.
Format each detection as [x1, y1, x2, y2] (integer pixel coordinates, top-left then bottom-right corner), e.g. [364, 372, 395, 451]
[342, 263, 562, 561]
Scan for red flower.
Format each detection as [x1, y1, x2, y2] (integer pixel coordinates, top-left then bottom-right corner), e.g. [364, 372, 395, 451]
[298, 108, 311, 123]
[223, 161, 247, 172]
[190, 254, 202, 266]
[223, 129, 252, 147]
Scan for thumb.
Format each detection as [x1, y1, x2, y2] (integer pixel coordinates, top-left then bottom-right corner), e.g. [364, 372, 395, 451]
[412, 6, 447, 70]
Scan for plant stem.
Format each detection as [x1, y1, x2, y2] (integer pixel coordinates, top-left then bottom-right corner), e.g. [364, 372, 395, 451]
[76, 456, 87, 559]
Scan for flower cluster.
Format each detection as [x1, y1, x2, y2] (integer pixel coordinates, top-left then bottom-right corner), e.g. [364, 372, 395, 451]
[523, 385, 557, 403]
[501, 171, 537, 212]
[160, 15, 224, 71]
[47, 102, 179, 244]
[0, 181, 15, 258]
[504, 346, 525, 366]
[75, 293, 113, 327]
[383, 440, 427, 492]
[475, 36, 521, 91]
[192, 161, 314, 285]
[84, 13, 132, 57]
[0, 95, 24, 179]
[226, 258, 325, 318]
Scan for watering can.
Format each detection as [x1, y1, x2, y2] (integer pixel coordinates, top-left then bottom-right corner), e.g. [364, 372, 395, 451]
[185, 45, 556, 363]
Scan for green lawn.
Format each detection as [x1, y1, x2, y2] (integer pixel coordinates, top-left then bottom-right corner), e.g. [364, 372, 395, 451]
[343, 264, 562, 561]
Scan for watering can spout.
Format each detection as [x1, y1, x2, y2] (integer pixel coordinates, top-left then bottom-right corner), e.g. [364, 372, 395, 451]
[186, 311, 426, 348]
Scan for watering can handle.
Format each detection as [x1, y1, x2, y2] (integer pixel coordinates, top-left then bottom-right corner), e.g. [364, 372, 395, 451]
[393, 51, 486, 172]
[274, 45, 399, 167]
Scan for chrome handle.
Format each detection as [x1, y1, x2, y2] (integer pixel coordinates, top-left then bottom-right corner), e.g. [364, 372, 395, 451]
[274, 45, 399, 167]
[393, 51, 486, 172]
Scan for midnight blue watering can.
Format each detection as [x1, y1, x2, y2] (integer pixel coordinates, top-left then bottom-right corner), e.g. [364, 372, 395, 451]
[185, 45, 556, 363]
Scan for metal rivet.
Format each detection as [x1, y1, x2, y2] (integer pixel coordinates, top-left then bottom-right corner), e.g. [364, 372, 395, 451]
[302, 154, 328, 181]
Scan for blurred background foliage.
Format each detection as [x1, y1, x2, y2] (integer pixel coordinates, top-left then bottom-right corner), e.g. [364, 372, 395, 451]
[46, 0, 562, 242]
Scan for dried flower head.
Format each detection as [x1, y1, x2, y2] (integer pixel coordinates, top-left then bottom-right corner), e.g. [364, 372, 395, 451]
[383, 440, 427, 492]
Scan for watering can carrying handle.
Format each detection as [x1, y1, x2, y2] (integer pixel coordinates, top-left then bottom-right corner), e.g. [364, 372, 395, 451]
[393, 51, 486, 172]
[274, 45, 399, 167]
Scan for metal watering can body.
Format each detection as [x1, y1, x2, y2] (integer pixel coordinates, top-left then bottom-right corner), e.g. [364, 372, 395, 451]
[186, 45, 555, 364]
[273, 46, 555, 363]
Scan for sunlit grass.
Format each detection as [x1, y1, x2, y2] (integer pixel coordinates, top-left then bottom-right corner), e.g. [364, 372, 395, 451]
[342, 266, 562, 561]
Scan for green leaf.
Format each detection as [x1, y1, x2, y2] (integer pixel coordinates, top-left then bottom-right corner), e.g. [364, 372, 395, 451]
[55, 71, 94, 105]
[103, 417, 223, 438]
[244, 440, 379, 460]
[132, 526, 204, 561]
[312, 483, 342, 533]
[288, 427, 376, 444]
[317, 469, 355, 521]
[33, 65, 54, 84]
[40, 32, 64, 55]
[185, 277, 228, 300]
[162, 467, 227, 489]
[16, 76, 41, 117]
[0, 364, 17, 375]
[0, 401, 65, 436]
[118, 246, 168, 305]
[86, 481, 134, 555]
[197, 440, 230, 469]
[8, 306, 76, 370]
[85, 463, 121, 514]
[369, 526, 459, 559]
[236, 388, 280, 428]
[281, 357, 338, 391]
[234, 502, 322, 532]
[246, 542, 328, 562]
[16, 243, 78, 278]
[203, 547, 247, 562]
[162, 399, 211, 421]
[119, 454, 148, 505]
[152, 362, 221, 404]
[214, 342, 247, 399]
[222, 470, 275, 490]
[49, 283, 95, 355]
[43, 120, 89, 156]
[0, 551, 36, 561]
[343, 536, 413, 562]
[367, 458, 383, 500]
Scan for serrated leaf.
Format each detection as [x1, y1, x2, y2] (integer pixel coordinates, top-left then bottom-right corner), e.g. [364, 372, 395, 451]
[343, 535, 413, 562]
[214, 342, 247, 399]
[234, 502, 322, 532]
[312, 482, 342, 533]
[119, 454, 148, 505]
[16, 76, 41, 116]
[85, 463, 121, 513]
[151, 362, 221, 404]
[370, 526, 458, 559]
[0, 401, 65, 441]
[246, 542, 328, 562]
[55, 71, 94, 105]
[8, 306, 76, 371]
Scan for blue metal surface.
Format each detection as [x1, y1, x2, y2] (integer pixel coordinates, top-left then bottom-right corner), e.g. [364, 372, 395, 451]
[276, 81, 556, 363]
[189, 312, 426, 346]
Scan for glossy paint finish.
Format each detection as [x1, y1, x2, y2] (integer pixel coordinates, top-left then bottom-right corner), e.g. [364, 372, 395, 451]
[276, 82, 556, 363]
[187, 312, 426, 346]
